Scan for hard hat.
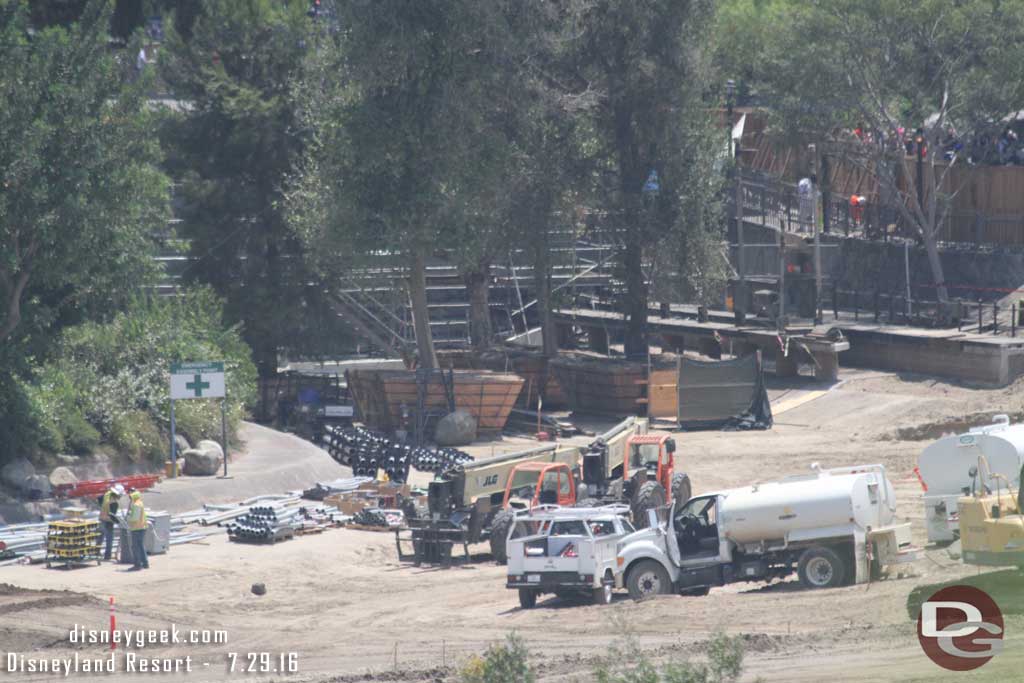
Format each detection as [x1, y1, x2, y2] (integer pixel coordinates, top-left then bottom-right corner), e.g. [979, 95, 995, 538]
[113, 484, 126, 496]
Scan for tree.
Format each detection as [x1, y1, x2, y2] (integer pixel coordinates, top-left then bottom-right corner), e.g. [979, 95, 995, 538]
[290, 2, 526, 368]
[160, 0, 342, 375]
[0, 0, 167, 349]
[757, 0, 1024, 305]
[567, 1, 722, 358]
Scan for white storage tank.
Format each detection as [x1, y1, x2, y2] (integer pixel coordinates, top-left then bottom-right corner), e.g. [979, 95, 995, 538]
[718, 464, 897, 546]
[918, 415, 1024, 543]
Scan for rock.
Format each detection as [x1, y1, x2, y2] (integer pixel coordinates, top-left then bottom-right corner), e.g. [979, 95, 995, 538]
[1, 458, 36, 489]
[251, 583, 266, 596]
[23, 474, 52, 499]
[197, 439, 224, 460]
[182, 448, 223, 476]
[434, 409, 477, 447]
[48, 466, 78, 488]
[174, 434, 191, 455]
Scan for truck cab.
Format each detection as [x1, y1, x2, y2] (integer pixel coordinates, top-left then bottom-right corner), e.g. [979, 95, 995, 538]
[502, 462, 576, 510]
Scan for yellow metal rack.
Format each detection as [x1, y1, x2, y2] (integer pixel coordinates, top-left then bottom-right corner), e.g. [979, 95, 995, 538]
[46, 519, 102, 568]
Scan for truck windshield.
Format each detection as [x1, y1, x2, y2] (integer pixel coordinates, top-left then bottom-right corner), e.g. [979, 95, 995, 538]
[677, 497, 714, 520]
[507, 470, 539, 495]
[629, 444, 660, 469]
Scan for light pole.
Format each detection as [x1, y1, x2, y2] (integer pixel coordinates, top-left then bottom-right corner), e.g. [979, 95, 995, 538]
[726, 79, 745, 321]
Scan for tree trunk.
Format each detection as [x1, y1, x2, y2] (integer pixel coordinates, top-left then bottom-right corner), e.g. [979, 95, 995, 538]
[408, 249, 438, 369]
[622, 222, 648, 359]
[463, 266, 492, 350]
[0, 269, 30, 343]
[532, 236, 557, 357]
[922, 230, 949, 304]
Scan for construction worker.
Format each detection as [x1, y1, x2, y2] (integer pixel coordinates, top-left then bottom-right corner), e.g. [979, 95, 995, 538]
[126, 490, 149, 570]
[98, 484, 125, 561]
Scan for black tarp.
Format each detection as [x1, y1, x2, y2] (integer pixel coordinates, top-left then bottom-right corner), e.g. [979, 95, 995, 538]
[676, 352, 772, 430]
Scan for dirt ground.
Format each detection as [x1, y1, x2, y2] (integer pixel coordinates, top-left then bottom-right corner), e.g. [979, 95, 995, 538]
[2, 368, 1024, 682]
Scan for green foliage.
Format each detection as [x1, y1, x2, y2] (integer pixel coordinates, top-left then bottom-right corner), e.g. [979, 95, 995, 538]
[159, 0, 348, 372]
[0, 371, 59, 461]
[0, 0, 168, 351]
[594, 631, 746, 683]
[1, 289, 256, 464]
[62, 411, 101, 455]
[459, 633, 535, 683]
[109, 410, 164, 464]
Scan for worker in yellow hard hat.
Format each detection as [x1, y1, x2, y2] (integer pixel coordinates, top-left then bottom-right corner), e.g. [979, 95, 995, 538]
[98, 483, 125, 562]
[126, 490, 149, 570]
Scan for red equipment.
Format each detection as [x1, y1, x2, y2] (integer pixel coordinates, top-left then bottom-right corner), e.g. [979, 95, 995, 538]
[53, 474, 161, 500]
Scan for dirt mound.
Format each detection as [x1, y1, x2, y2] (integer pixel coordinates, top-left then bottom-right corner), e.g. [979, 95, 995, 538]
[0, 582, 99, 613]
[892, 411, 1024, 441]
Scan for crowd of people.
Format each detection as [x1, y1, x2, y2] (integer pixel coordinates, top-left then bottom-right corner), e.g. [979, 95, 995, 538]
[849, 121, 1024, 166]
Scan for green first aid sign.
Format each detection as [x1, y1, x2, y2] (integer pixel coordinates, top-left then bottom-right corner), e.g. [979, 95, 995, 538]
[170, 362, 225, 400]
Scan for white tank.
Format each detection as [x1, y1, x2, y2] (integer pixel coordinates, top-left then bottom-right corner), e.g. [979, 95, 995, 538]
[919, 415, 1024, 496]
[718, 464, 897, 545]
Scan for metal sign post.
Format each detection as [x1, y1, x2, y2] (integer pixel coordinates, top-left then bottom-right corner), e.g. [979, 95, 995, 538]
[169, 361, 227, 479]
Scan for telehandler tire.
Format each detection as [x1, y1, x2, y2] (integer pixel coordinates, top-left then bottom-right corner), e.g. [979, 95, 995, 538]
[631, 481, 666, 528]
[489, 509, 515, 564]
[797, 546, 846, 589]
[671, 472, 692, 505]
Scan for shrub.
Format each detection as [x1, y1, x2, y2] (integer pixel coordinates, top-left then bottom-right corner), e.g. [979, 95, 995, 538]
[459, 633, 535, 683]
[110, 410, 166, 464]
[594, 628, 746, 683]
[63, 411, 101, 455]
[0, 371, 60, 463]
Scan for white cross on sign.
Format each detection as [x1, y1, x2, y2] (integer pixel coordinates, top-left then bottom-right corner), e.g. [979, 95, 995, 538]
[170, 361, 226, 400]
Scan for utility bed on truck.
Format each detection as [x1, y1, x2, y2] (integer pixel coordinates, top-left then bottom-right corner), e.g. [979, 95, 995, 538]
[506, 505, 634, 608]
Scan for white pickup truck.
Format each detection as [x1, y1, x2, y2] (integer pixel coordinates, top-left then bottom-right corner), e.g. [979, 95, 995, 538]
[616, 464, 920, 599]
[506, 506, 634, 608]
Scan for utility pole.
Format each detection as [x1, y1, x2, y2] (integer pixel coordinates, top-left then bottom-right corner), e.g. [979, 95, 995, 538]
[726, 79, 745, 320]
[811, 144, 823, 324]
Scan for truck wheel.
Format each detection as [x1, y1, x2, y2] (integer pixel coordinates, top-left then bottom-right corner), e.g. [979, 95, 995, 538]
[592, 582, 614, 605]
[797, 546, 846, 589]
[518, 589, 537, 609]
[626, 560, 671, 600]
[631, 481, 666, 529]
[489, 509, 515, 564]
[671, 473, 692, 505]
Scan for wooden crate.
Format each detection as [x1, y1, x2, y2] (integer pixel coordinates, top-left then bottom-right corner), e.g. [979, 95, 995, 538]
[550, 353, 679, 417]
[345, 368, 524, 436]
[478, 349, 567, 410]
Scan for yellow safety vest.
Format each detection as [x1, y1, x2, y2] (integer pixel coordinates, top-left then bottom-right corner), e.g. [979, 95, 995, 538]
[100, 490, 116, 522]
[127, 499, 147, 531]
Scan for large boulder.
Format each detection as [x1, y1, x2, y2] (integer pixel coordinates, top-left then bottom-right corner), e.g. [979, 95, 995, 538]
[48, 466, 78, 488]
[434, 410, 477, 447]
[23, 474, 52, 499]
[1, 458, 36, 490]
[182, 448, 223, 476]
[197, 439, 224, 460]
[174, 434, 191, 456]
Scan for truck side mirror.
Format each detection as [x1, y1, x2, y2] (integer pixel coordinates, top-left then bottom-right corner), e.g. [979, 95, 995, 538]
[647, 509, 659, 529]
[665, 438, 676, 454]
[968, 466, 978, 478]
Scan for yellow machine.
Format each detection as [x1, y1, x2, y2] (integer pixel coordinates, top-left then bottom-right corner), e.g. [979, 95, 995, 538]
[957, 461, 1024, 567]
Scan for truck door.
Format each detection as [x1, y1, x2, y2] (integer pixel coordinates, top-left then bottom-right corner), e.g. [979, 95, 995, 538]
[557, 468, 574, 506]
[673, 495, 723, 565]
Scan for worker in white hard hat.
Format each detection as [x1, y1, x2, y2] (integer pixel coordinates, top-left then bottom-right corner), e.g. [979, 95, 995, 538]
[99, 483, 126, 561]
